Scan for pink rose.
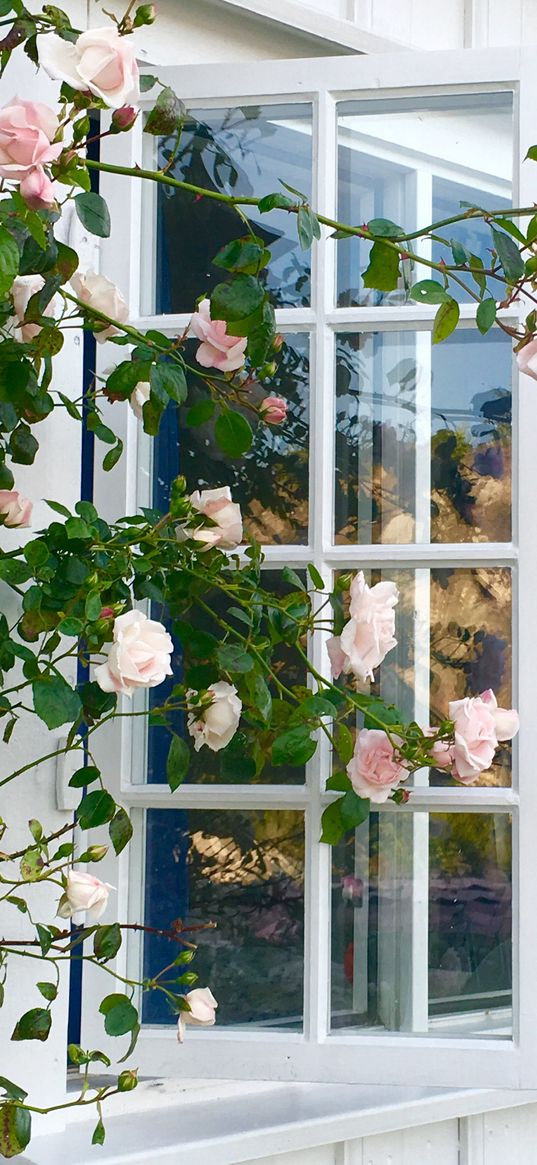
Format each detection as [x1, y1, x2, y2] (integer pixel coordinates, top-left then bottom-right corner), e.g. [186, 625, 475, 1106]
[111, 105, 138, 132]
[516, 337, 537, 381]
[190, 299, 247, 372]
[479, 689, 519, 742]
[70, 270, 129, 343]
[0, 489, 32, 528]
[187, 681, 242, 752]
[189, 486, 243, 550]
[347, 728, 407, 803]
[36, 28, 140, 109]
[429, 737, 455, 769]
[262, 395, 287, 424]
[94, 610, 173, 698]
[11, 274, 58, 342]
[129, 381, 150, 421]
[177, 987, 217, 1043]
[57, 869, 113, 922]
[327, 571, 398, 681]
[0, 97, 61, 181]
[449, 695, 498, 783]
[20, 166, 55, 209]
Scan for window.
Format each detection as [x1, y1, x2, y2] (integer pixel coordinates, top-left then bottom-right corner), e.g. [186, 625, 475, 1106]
[87, 49, 537, 1088]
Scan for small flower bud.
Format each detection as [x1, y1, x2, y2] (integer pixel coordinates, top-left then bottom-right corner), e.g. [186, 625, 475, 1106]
[260, 361, 277, 379]
[80, 845, 109, 863]
[117, 1069, 138, 1092]
[133, 3, 157, 25]
[111, 105, 138, 133]
[99, 607, 115, 620]
[272, 332, 284, 352]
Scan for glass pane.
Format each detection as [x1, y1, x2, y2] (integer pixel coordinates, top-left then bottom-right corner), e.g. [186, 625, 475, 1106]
[148, 104, 312, 315]
[142, 809, 304, 1028]
[334, 328, 512, 544]
[153, 333, 309, 545]
[331, 568, 513, 788]
[331, 812, 512, 1037]
[336, 92, 512, 307]
[431, 177, 509, 304]
[145, 570, 307, 785]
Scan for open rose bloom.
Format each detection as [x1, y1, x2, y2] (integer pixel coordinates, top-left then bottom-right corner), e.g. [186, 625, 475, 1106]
[57, 870, 113, 923]
[516, 336, 537, 381]
[327, 571, 399, 682]
[189, 486, 243, 550]
[0, 489, 32, 528]
[448, 691, 519, 784]
[347, 728, 407, 803]
[37, 27, 140, 109]
[11, 274, 58, 342]
[95, 610, 173, 698]
[177, 987, 218, 1043]
[190, 299, 247, 372]
[187, 682, 242, 752]
[71, 270, 129, 343]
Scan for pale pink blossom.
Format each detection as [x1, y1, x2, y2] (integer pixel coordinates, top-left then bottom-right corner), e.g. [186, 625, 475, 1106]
[0, 489, 32, 528]
[129, 381, 150, 421]
[327, 571, 398, 682]
[262, 395, 287, 424]
[516, 337, 537, 382]
[177, 987, 217, 1043]
[37, 28, 140, 109]
[429, 737, 455, 769]
[190, 299, 247, 372]
[11, 274, 58, 342]
[70, 270, 129, 343]
[19, 166, 55, 209]
[57, 870, 113, 922]
[187, 682, 242, 752]
[95, 610, 173, 698]
[479, 689, 520, 742]
[449, 695, 498, 783]
[347, 728, 407, 803]
[0, 97, 61, 181]
[189, 486, 242, 550]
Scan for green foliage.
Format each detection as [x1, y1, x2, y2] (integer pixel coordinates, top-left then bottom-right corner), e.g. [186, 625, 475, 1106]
[32, 675, 82, 730]
[362, 241, 400, 291]
[74, 192, 111, 238]
[99, 994, 138, 1037]
[11, 1008, 51, 1042]
[0, 1104, 31, 1158]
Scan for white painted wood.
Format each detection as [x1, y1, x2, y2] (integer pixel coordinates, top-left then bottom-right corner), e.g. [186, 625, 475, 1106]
[362, 1119, 459, 1164]
[482, 1103, 537, 1164]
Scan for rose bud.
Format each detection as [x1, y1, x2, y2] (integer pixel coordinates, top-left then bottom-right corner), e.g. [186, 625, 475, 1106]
[261, 395, 287, 425]
[111, 105, 138, 133]
[0, 489, 32, 528]
[133, 3, 157, 25]
[272, 332, 284, 352]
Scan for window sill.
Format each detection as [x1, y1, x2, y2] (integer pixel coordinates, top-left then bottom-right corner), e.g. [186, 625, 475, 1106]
[26, 1078, 537, 1165]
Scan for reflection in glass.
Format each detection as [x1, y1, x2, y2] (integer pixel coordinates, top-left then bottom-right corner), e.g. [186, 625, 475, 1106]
[150, 104, 312, 314]
[336, 93, 512, 307]
[142, 809, 304, 1027]
[153, 333, 309, 545]
[334, 329, 511, 545]
[145, 571, 307, 786]
[331, 812, 512, 1036]
[333, 568, 512, 788]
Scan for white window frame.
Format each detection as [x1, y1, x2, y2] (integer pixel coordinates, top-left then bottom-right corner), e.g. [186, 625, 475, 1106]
[83, 47, 537, 1090]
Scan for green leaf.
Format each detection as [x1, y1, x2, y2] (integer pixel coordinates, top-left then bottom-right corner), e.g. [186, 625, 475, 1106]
[68, 765, 101, 789]
[0, 1078, 27, 1104]
[106, 360, 150, 400]
[166, 735, 190, 792]
[140, 73, 157, 92]
[409, 279, 449, 304]
[103, 439, 123, 472]
[93, 923, 122, 961]
[272, 726, 316, 766]
[367, 218, 404, 238]
[36, 924, 54, 956]
[450, 238, 471, 266]
[0, 1104, 31, 1158]
[32, 675, 82, 730]
[362, 241, 400, 292]
[325, 771, 352, 793]
[469, 254, 486, 295]
[186, 399, 215, 427]
[476, 297, 497, 334]
[85, 590, 102, 621]
[99, 993, 138, 1037]
[307, 564, 325, 590]
[211, 275, 264, 324]
[145, 86, 185, 135]
[340, 789, 370, 830]
[19, 849, 43, 882]
[57, 616, 84, 636]
[216, 645, 254, 673]
[334, 722, 354, 765]
[526, 144, 537, 161]
[0, 226, 19, 298]
[432, 297, 460, 344]
[491, 226, 524, 283]
[36, 982, 57, 1002]
[214, 409, 253, 458]
[9, 423, 38, 465]
[150, 362, 187, 404]
[92, 1118, 106, 1146]
[213, 237, 269, 274]
[109, 806, 133, 855]
[11, 1007, 51, 1042]
[77, 790, 116, 830]
[65, 516, 91, 541]
[74, 192, 111, 238]
[0, 558, 31, 585]
[249, 673, 272, 723]
[296, 205, 320, 250]
[258, 192, 294, 212]
[320, 799, 345, 845]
